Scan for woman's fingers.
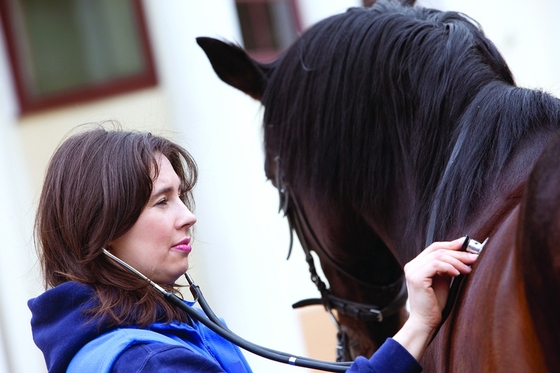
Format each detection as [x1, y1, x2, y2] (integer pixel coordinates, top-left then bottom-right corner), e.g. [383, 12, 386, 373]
[394, 237, 482, 358]
[416, 237, 465, 257]
[406, 238, 478, 280]
[404, 237, 480, 322]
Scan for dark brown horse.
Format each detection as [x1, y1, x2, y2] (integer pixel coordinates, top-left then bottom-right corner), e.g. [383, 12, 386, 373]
[197, 0, 560, 371]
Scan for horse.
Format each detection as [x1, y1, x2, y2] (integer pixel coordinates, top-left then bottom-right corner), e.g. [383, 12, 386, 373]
[197, 0, 560, 371]
[517, 130, 560, 372]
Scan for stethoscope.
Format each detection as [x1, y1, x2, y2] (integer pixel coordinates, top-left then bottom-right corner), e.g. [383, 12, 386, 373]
[102, 236, 486, 371]
[102, 249, 353, 372]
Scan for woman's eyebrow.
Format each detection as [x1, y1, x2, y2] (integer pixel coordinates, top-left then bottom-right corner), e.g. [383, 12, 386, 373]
[149, 186, 174, 200]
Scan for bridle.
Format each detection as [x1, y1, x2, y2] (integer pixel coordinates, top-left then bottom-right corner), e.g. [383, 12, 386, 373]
[269, 118, 488, 358]
[274, 156, 408, 361]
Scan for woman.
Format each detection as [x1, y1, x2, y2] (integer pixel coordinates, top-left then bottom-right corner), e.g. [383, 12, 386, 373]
[28, 127, 478, 373]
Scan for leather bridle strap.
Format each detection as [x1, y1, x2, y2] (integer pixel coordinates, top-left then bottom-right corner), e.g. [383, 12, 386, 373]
[274, 157, 408, 323]
[286, 195, 407, 322]
[292, 280, 408, 323]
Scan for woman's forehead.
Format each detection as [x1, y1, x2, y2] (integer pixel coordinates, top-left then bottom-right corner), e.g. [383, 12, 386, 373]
[151, 154, 180, 190]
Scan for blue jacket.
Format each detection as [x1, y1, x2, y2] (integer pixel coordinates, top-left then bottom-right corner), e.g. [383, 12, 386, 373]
[28, 281, 422, 372]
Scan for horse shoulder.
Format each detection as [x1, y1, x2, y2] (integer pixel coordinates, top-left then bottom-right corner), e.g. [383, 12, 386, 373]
[518, 131, 560, 372]
[423, 206, 549, 372]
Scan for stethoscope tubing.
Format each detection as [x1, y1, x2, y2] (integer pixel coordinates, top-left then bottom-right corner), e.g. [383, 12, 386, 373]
[166, 286, 351, 372]
[103, 249, 352, 372]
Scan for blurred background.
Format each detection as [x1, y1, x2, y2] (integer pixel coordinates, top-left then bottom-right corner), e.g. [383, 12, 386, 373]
[0, 0, 558, 372]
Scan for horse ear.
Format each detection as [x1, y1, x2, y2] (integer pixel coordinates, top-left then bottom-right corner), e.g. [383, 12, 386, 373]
[196, 37, 268, 101]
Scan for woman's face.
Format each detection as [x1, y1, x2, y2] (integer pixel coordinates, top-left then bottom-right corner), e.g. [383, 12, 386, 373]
[109, 153, 197, 284]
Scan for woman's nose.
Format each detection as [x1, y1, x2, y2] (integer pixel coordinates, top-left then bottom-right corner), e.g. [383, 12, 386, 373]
[178, 203, 197, 229]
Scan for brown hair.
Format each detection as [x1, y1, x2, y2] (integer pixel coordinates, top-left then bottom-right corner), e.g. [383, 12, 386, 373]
[35, 125, 198, 326]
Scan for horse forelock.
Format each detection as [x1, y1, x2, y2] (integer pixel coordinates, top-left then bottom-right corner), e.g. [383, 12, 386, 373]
[261, 1, 533, 252]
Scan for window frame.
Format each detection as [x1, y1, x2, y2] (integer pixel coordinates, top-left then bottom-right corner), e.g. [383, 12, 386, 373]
[235, 0, 302, 62]
[0, 0, 157, 115]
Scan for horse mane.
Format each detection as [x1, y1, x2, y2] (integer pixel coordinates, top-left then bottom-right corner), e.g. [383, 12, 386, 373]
[261, 1, 560, 246]
[433, 83, 560, 240]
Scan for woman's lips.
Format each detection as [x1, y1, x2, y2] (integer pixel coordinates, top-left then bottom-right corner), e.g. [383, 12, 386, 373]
[172, 238, 192, 253]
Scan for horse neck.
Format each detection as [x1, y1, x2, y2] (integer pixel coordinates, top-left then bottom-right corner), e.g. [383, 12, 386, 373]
[422, 123, 560, 372]
[459, 128, 558, 241]
[422, 84, 560, 248]
[378, 121, 559, 264]
[422, 205, 549, 372]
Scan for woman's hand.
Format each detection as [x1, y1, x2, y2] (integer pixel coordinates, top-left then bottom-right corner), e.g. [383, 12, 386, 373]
[392, 238, 479, 361]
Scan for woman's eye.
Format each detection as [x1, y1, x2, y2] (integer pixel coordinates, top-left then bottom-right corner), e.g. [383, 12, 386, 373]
[156, 198, 168, 206]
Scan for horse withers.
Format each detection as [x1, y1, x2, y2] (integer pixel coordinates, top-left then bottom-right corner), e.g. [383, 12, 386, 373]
[198, 0, 560, 371]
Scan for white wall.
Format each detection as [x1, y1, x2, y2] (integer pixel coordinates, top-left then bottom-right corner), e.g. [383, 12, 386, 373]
[141, 1, 352, 371]
[421, 0, 560, 96]
[0, 11, 47, 372]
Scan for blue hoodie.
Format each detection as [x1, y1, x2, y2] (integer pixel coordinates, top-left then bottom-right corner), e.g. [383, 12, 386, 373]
[28, 281, 421, 373]
[28, 282, 251, 373]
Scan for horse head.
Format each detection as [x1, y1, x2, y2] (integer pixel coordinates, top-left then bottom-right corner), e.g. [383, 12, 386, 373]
[198, 0, 560, 365]
[197, 35, 408, 359]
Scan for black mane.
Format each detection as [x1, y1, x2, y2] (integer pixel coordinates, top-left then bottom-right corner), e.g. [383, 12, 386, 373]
[433, 83, 560, 240]
[261, 1, 560, 249]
